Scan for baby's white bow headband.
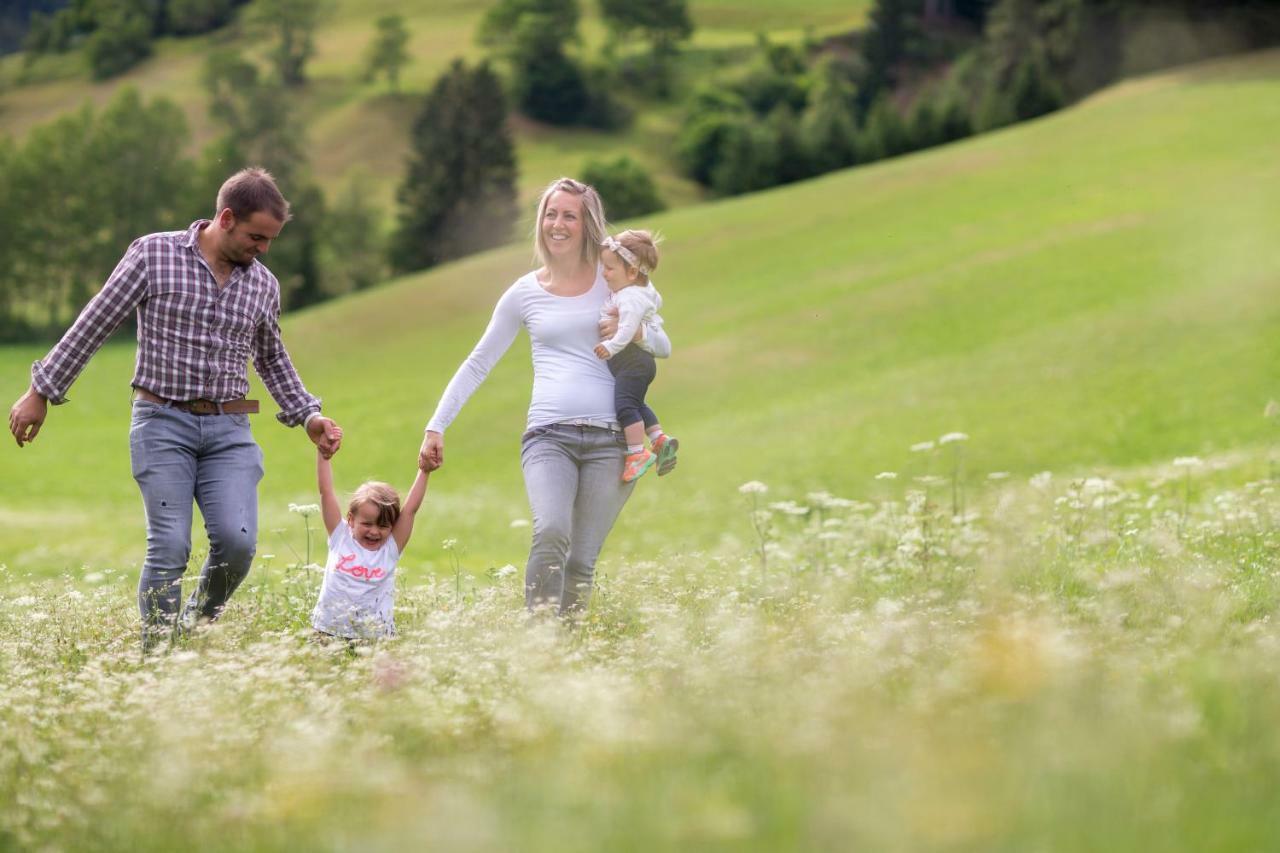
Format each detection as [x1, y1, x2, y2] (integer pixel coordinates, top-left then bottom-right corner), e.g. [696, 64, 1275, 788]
[601, 236, 648, 275]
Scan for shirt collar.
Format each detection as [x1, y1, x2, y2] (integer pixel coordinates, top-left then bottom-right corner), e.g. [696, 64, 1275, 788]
[183, 219, 212, 249]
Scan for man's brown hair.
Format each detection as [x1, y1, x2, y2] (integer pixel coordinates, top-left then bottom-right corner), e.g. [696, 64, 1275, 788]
[216, 167, 292, 223]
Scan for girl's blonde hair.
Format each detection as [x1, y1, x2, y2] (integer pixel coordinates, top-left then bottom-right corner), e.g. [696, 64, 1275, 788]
[607, 229, 661, 284]
[533, 177, 610, 269]
[348, 482, 401, 528]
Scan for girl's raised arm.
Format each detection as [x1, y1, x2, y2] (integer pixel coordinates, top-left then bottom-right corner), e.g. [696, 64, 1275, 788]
[392, 467, 431, 552]
[317, 452, 342, 535]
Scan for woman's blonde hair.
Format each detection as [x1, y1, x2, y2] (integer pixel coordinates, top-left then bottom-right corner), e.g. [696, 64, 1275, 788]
[533, 177, 610, 269]
[348, 482, 401, 528]
[607, 229, 661, 284]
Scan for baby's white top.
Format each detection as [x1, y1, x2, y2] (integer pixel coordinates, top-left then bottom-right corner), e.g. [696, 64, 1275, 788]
[426, 269, 671, 433]
[599, 283, 663, 357]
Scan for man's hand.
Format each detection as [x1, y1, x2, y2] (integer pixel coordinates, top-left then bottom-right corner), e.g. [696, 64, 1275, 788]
[307, 416, 343, 459]
[9, 386, 48, 448]
[419, 430, 443, 472]
[593, 344, 611, 360]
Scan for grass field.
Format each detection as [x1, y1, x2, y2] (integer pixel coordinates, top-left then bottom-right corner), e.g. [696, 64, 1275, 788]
[3, 49, 1279, 579]
[0, 0, 872, 216]
[2, 45, 1280, 853]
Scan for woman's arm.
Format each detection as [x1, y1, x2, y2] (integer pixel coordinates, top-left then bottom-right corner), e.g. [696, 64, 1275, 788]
[392, 468, 430, 552]
[317, 452, 342, 535]
[420, 283, 524, 469]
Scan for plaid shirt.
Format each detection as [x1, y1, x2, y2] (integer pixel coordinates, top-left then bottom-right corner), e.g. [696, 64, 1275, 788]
[31, 221, 321, 426]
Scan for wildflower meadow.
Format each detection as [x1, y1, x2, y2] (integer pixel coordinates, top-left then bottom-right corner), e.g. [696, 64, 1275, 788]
[4, 42, 1280, 853]
[3, 441, 1280, 850]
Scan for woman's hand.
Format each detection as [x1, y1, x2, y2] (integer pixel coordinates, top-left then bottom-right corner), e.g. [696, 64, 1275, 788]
[419, 430, 444, 471]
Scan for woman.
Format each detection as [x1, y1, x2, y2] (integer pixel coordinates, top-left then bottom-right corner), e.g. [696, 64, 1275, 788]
[419, 178, 670, 614]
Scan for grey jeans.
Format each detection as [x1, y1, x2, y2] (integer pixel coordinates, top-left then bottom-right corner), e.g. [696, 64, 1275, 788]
[520, 422, 635, 614]
[129, 400, 264, 635]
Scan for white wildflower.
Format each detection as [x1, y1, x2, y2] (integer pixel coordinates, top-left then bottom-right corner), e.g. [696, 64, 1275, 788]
[441, 538, 459, 551]
[1172, 457, 1203, 468]
[938, 432, 969, 444]
[768, 501, 809, 517]
[987, 472, 1010, 480]
[874, 598, 904, 618]
[494, 564, 518, 578]
[288, 503, 320, 516]
[738, 481, 769, 495]
[875, 472, 898, 480]
[84, 572, 105, 584]
[1030, 471, 1053, 490]
[910, 441, 935, 453]
[509, 518, 531, 529]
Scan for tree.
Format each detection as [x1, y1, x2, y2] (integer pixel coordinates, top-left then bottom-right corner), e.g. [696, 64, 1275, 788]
[251, 0, 320, 86]
[320, 171, 387, 294]
[860, 0, 921, 109]
[801, 57, 859, 173]
[0, 88, 193, 338]
[166, 0, 241, 36]
[199, 49, 326, 308]
[477, 0, 579, 52]
[85, 1, 154, 79]
[392, 60, 518, 272]
[509, 13, 587, 123]
[597, 0, 693, 96]
[363, 14, 411, 92]
[581, 156, 665, 221]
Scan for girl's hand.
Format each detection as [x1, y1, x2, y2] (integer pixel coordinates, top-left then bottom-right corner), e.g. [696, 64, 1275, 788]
[419, 431, 444, 471]
[593, 344, 610, 360]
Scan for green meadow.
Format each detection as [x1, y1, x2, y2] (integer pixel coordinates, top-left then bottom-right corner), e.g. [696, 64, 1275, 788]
[3, 45, 1280, 853]
[3, 49, 1280, 579]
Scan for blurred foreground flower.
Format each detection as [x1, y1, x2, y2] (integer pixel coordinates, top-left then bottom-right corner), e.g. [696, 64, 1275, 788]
[939, 432, 969, 444]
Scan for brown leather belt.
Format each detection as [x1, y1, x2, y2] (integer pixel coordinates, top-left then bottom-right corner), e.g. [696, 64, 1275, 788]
[133, 388, 260, 415]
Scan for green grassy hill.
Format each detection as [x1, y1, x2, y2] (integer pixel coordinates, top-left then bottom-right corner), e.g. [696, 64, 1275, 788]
[3, 48, 1280, 579]
[0, 0, 873, 216]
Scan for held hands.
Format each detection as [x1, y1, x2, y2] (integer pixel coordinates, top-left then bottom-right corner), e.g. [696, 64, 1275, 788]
[8, 387, 48, 448]
[307, 416, 343, 459]
[419, 430, 443, 472]
[593, 344, 611, 360]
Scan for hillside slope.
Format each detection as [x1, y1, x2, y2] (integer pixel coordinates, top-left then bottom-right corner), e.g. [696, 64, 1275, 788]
[3, 49, 1279, 577]
[0, 0, 872, 215]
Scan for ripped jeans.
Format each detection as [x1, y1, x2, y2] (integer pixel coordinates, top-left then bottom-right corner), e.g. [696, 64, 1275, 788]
[520, 422, 635, 615]
[129, 400, 264, 638]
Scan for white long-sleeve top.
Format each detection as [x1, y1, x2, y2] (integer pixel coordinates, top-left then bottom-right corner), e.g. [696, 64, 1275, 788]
[599, 283, 664, 358]
[426, 270, 671, 434]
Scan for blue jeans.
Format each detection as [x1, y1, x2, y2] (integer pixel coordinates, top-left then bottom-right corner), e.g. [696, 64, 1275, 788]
[520, 423, 635, 614]
[129, 400, 264, 637]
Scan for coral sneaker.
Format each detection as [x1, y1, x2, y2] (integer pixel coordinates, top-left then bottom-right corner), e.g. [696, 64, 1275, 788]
[651, 434, 679, 476]
[622, 449, 657, 483]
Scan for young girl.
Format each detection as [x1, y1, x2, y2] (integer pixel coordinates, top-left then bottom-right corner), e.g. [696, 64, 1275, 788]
[311, 447, 434, 640]
[593, 229, 679, 482]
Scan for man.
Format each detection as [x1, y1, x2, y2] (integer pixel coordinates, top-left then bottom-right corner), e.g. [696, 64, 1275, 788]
[8, 167, 341, 647]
